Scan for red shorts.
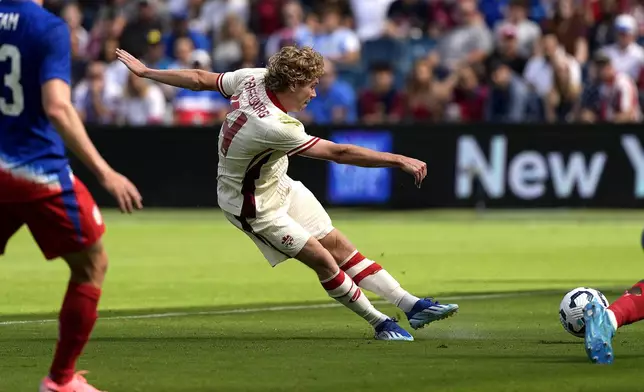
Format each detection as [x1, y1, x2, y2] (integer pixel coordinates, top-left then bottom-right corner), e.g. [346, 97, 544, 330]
[0, 176, 105, 260]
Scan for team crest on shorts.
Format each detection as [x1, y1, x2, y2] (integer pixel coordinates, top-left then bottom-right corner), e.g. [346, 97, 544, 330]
[281, 234, 294, 248]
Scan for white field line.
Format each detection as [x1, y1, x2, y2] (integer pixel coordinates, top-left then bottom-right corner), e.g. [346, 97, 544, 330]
[0, 291, 544, 327]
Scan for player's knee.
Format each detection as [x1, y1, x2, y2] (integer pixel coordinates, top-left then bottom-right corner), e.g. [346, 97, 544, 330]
[312, 259, 338, 280]
[63, 241, 109, 287]
[318, 230, 355, 264]
[302, 254, 337, 279]
[296, 239, 338, 280]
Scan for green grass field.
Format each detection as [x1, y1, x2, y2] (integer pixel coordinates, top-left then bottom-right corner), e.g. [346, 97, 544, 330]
[1, 209, 643, 392]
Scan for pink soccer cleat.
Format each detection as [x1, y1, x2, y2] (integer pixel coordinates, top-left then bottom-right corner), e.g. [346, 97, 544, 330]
[39, 371, 105, 392]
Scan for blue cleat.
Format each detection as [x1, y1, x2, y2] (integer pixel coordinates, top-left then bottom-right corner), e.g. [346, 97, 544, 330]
[583, 298, 616, 365]
[405, 298, 459, 330]
[374, 319, 414, 341]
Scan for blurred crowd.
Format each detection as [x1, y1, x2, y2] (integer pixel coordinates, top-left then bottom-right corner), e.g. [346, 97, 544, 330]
[43, 0, 644, 126]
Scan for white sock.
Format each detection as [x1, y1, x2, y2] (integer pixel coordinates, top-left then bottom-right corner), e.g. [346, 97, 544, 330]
[606, 309, 619, 331]
[339, 251, 420, 313]
[321, 269, 388, 327]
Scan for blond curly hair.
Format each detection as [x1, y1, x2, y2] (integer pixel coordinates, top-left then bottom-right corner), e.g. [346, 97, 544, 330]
[265, 46, 324, 92]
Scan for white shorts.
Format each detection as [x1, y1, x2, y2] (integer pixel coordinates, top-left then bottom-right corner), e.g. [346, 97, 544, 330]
[224, 181, 334, 267]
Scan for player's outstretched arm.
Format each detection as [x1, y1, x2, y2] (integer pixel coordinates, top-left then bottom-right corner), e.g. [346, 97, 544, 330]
[116, 48, 220, 91]
[42, 79, 143, 213]
[301, 139, 427, 187]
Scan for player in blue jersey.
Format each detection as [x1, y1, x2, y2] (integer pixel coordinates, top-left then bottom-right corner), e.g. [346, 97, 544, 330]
[0, 1, 142, 391]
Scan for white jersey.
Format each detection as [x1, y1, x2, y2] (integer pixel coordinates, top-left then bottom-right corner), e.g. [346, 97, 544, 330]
[215, 68, 320, 218]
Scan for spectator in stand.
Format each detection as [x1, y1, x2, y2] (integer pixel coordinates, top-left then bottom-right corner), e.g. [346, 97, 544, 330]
[173, 50, 230, 125]
[590, 53, 642, 122]
[163, 10, 211, 60]
[479, 0, 548, 28]
[385, 0, 430, 39]
[588, 0, 621, 54]
[231, 33, 263, 69]
[541, 0, 588, 64]
[543, 0, 588, 64]
[165, 37, 196, 99]
[358, 62, 405, 124]
[179, 0, 249, 40]
[349, 0, 395, 41]
[402, 56, 452, 122]
[524, 31, 582, 116]
[49, 0, 644, 126]
[264, 0, 315, 60]
[444, 65, 489, 122]
[583, 0, 604, 24]
[168, 37, 195, 70]
[309, 0, 354, 27]
[72, 61, 122, 125]
[425, 0, 458, 39]
[487, 24, 528, 76]
[251, 0, 289, 38]
[623, 0, 644, 38]
[85, 0, 129, 59]
[599, 14, 644, 79]
[299, 58, 357, 125]
[486, 61, 531, 123]
[314, 5, 361, 66]
[74, 0, 103, 28]
[116, 72, 167, 126]
[142, 29, 175, 100]
[577, 83, 602, 122]
[119, 0, 164, 58]
[143, 29, 173, 71]
[212, 14, 248, 71]
[493, 0, 542, 59]
[167, 0, 205, 25]
[62, 2, 90, 58]
[543, 48, 583, 122]
[97, 37, 130, 90]
[70, 27, 89, 87]
[437, 0, 493, 72]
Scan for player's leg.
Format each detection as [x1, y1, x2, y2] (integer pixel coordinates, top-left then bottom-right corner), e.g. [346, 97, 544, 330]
[320, 230, 458, 329]
[47, 243, 106, 386]
[287, 181, 458, 329]
[227, 210, 413, 341]
[24, 177, 106, 391]
[295, 236, 386, 324]
[320, 231, 418, 309]
[295, 237, 414, 341]
[583, 280, 644, 364]
[606, 280, 644, 328]
[0, 203, 25, 257]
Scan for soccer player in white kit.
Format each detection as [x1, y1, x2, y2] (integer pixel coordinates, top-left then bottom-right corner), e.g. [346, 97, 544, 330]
[117, 46, 458, 341]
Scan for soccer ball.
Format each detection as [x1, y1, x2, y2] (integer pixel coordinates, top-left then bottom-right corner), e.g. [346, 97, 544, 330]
[559, 287, 609, 338]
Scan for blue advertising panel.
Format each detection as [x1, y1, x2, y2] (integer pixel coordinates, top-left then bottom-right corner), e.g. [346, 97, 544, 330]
[327, 130, 393, 204]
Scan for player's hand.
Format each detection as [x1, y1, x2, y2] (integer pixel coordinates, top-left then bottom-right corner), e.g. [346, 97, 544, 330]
[115, 48, 148, 77]
[399, 156, 427, 188]
[99, 170, 143, 214]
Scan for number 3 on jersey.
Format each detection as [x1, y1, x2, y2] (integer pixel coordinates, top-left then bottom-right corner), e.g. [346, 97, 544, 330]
[221, 112, 248, 156]
[0, 44, 24, 116]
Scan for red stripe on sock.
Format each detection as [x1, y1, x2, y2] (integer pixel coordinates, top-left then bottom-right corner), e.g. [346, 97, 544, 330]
[49, 282, 101, 385]
[350, 285, 361, 302]
[322, 271, 347, 291]
[352, 263, 383, 285]
[608, 281, 644, 327]
[341, 252, 366, 271]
